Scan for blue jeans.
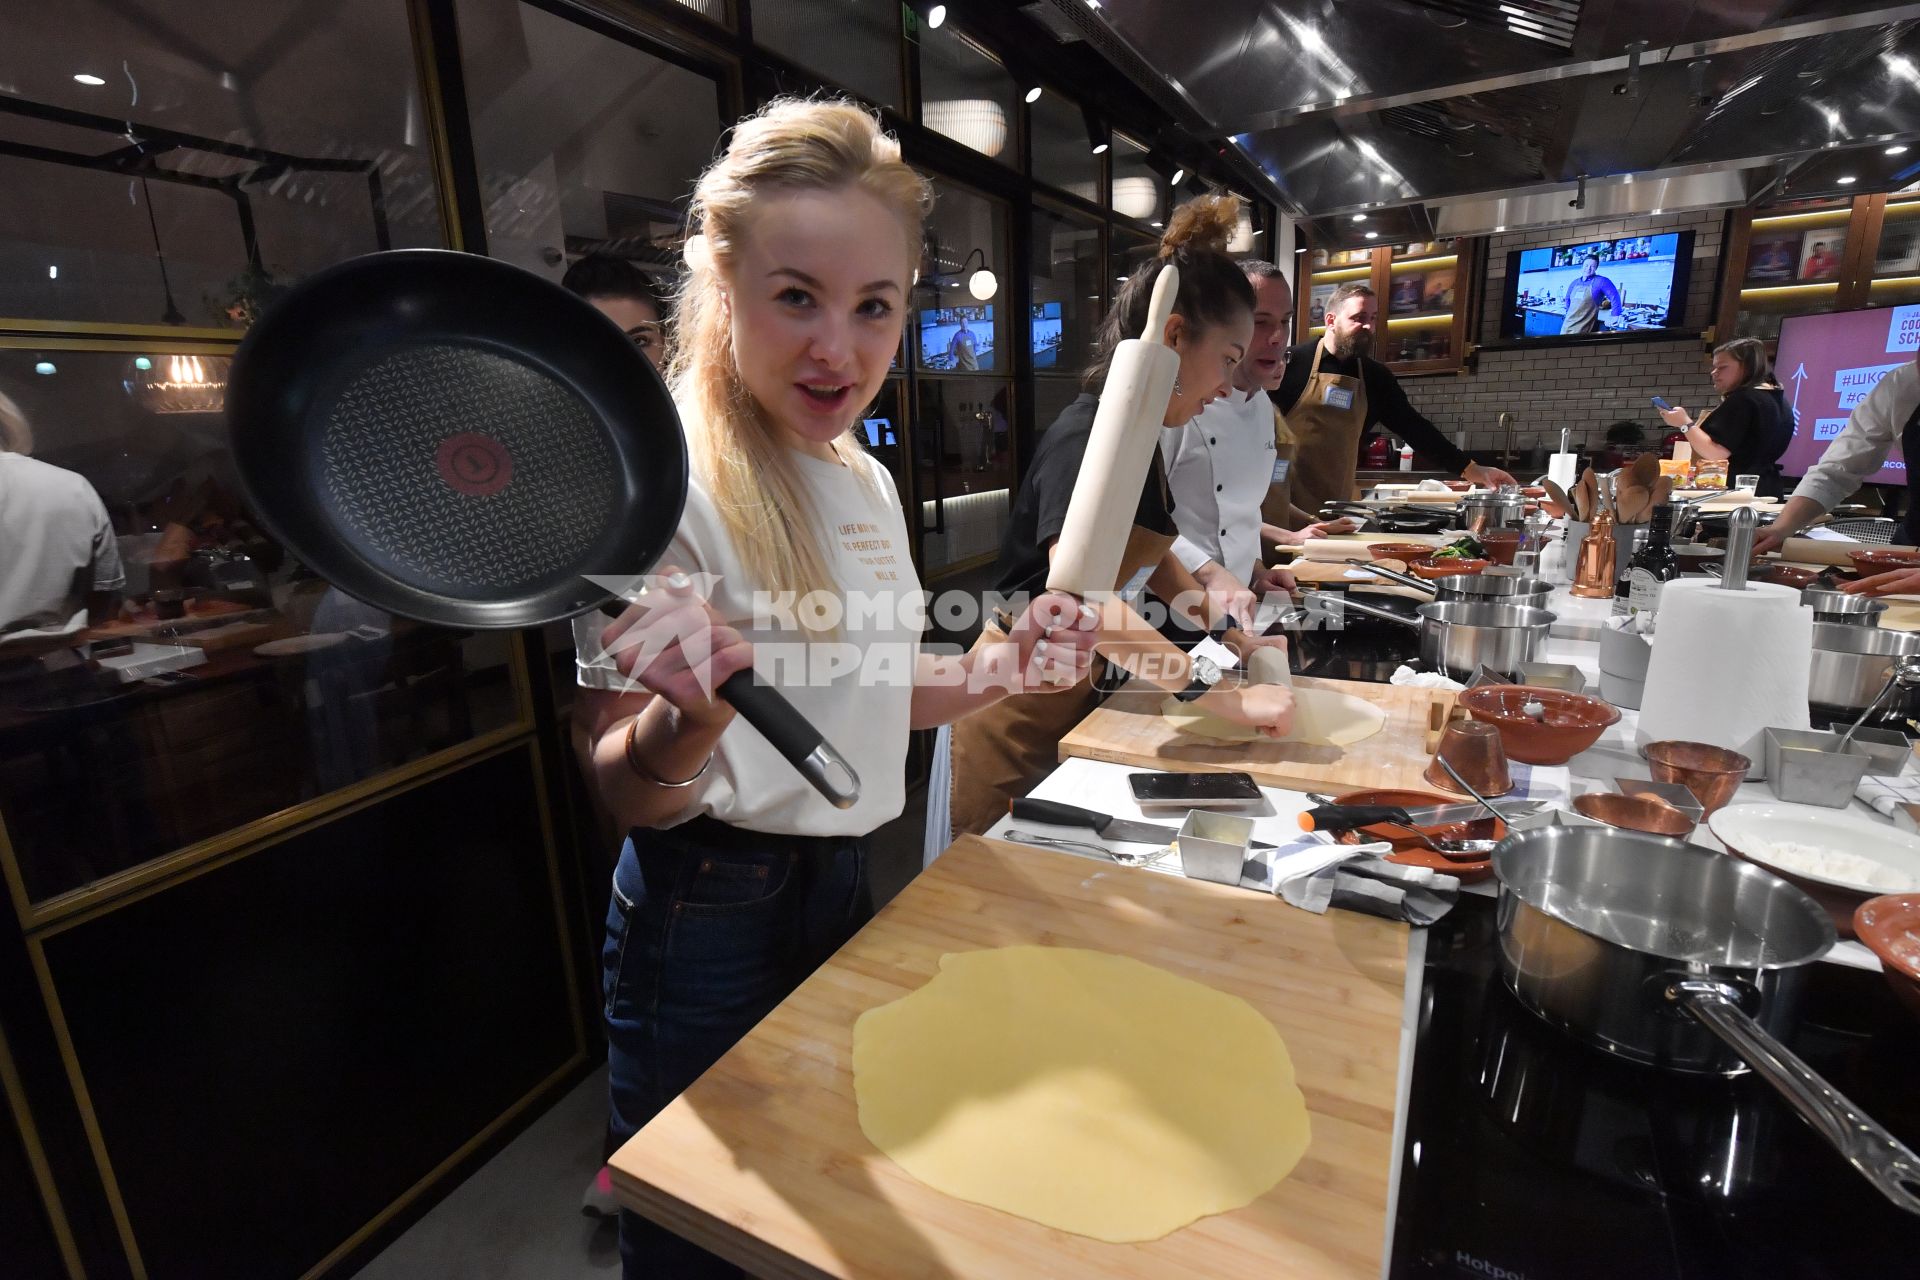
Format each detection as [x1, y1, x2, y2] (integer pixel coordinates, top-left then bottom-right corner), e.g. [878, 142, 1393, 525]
[602, 816, 872, 1279]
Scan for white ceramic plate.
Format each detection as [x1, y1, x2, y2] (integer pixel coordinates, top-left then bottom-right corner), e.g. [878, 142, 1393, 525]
[252, 632, 349, 658]
[1708, 801, 1920, 894]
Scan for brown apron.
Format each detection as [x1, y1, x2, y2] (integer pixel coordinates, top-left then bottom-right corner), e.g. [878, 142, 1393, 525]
[1286, 343, 1370, 516]
[1259, 406, 1300, 566]
[948, 521, 1176, 838]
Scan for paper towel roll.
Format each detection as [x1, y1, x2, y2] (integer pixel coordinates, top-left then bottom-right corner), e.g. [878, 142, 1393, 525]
[1547, 453, 1579, 491]
[1632, 578, 1811, 778]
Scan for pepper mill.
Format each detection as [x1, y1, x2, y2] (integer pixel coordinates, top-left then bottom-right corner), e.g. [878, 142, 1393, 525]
[1571, 475, 1618, 599]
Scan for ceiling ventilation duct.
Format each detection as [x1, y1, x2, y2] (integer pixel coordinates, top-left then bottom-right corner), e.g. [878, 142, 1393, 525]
[1431, 168, 1752, 238]
[1405, 0, 1580, 52]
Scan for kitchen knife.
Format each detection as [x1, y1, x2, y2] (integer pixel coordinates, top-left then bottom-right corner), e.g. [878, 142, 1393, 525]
[1297, 799, 1549, 833]
[1008, 797, 1280, 850]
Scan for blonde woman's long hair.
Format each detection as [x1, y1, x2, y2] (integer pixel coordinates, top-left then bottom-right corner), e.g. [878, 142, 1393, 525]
[669, 98, 930, 613]
[0, 390, 30, 454]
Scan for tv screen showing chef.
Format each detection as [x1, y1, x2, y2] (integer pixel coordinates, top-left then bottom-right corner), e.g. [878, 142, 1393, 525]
[1501, 231, 1692, 340]
[918, 305, 995, 372]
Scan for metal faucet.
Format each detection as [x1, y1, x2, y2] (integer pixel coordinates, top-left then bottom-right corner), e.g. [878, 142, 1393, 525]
[1499, 411, 1517, 470]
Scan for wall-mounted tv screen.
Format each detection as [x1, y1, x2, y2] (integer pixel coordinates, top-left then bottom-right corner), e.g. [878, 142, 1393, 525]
[918, 305, 994, 372]
[1500, 231, 1693, 340]
[1774, 306, 1916, 484]
[1032, 301, 1064, 369]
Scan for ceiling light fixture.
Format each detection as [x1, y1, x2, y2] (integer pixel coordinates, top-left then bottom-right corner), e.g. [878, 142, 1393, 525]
[927, 4, 946, 29]
[1170, 168, 1185, 186]
[34, 361, 55, 375]
[1494, 225, 1506, 232]
[1150, 220, 1163, 228]
[1889, 144, 1910, 156]
[1365, 230, 1379, 240]
[1352, 213, 1367, 222]
[1025, 86, 1042, 104]
[1839, 175, 1858, 184]
[47, 265, 57, 279]
[73, 73, 105, 86]
[1650, 208, 1663, 215]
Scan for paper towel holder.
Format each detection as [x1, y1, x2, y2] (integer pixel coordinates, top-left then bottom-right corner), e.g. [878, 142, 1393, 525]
[1718, 507, 1757, 592]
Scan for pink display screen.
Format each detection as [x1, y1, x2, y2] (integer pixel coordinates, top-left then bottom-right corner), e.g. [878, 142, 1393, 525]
[1775, 306, 1919, 484]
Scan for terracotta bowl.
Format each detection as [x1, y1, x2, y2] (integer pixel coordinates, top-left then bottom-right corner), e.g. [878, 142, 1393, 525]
[1369, 542, 1435, 561]
[1571, 792, 1696, 839]
[1457, 686, 1622, 765]
[1521, 486, 1546, 498]
[1479, 529, 1523, 566]
[1330, 787, 1499, 883]
[1443, 479, 1474, 491]
[1407, 555, 1490, 580]
[1854, 893, 1920, 1019]
[1643, 740, 1751, 816]
[1850, 548, 1920, 576]
[1752, 563, 1824, 589]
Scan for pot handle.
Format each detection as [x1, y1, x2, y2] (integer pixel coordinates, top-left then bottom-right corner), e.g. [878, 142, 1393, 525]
[1352, 563, 1439, 596]
[1671, 979, 1920, 1216]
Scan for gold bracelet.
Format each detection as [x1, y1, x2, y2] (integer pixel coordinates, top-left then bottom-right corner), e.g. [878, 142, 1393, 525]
[624, 715, 713, 788]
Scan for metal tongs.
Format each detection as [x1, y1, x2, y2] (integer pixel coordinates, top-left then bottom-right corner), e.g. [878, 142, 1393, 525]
[1834, 655, 1920, 753]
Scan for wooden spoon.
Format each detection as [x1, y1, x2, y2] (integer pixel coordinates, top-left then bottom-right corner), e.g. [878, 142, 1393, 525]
[1628, 450, 1661, 494]
[1541, 477, 1571, 520]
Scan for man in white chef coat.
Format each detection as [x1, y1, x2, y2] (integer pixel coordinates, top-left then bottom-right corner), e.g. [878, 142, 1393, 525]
[1159, 261, 1348, 626]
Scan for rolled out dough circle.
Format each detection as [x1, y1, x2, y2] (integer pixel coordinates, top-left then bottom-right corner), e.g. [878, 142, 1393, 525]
[852, 946, 1310, 1242]
[1160, 687, 1388, 746]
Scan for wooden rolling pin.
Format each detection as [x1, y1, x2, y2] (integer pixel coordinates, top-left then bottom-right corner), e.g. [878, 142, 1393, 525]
[1047, 265, 1180, 599]
[1779, 536, 1920, 568]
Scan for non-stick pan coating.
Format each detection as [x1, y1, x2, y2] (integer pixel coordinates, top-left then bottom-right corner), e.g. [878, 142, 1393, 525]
[227, 249, 685, 630]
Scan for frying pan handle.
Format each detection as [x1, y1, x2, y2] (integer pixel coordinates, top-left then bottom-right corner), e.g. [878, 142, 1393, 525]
[718, 672, 861, 810]
[1672, 979, 1920, 1216]
[1305, 591, 1423, 631]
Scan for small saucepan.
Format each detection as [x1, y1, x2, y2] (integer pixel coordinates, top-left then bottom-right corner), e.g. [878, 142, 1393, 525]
[1494, 823, 1920, 1215]
[1360, 563, 1554, 611]
[1310, 593, 1555, 681]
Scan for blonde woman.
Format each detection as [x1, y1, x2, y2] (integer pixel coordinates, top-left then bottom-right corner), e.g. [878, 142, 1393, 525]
[574, 99, 1094, 1276]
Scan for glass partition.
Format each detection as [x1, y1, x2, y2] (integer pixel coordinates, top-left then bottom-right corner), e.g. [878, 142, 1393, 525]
[0, 0, 443, 329]
[920, 27, 1019, 168]
[0, 348, 521, 904]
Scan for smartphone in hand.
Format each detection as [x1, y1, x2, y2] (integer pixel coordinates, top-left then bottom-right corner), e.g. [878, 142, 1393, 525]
[1651, 396, 1672, 412]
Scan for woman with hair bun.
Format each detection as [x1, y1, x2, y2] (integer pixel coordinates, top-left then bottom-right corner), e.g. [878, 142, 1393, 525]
[575, 97, 1097, 1276]
[948, 193, 1296, 837]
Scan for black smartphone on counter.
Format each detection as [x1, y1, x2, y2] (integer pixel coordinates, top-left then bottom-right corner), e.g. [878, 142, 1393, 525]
[1127, 771, 1262, 808]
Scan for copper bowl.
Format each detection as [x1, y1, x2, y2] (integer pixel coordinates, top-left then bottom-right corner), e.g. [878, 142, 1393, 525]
[1854, 893, 1920, 1018]
[1571, 792, 1696, 839]
[1424, 719, 1513, 797]
[1849, 548, 1920, 576]
[1369, 542, 1435, 561]
[1407, 555, 1490, 580]
[1643, 740, 1751, 816]
[1457, 686, 1622, 766]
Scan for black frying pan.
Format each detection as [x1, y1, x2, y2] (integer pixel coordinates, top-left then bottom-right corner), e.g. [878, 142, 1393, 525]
[226, 249, 858, 808]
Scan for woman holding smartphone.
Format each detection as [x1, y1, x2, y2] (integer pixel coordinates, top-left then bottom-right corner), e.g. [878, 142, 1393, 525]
[574, 99, 1096, 1277]
[948, 194, 1296, 838]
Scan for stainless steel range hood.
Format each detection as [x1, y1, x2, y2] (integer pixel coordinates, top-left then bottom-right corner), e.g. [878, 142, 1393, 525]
[1035, 0, 1920, 246]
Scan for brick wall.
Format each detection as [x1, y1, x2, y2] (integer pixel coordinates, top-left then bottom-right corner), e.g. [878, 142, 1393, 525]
[1398, 209, 1730, 457]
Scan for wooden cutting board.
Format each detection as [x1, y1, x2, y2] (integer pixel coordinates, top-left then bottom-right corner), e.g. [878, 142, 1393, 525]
[607, 836, 1409, 1279]
[1299, 535, 1444, 561]
[1059, 676, 1457, 794]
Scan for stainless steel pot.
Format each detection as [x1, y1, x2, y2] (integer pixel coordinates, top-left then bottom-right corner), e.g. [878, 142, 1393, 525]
[1800, 586, 1887, 626]
[1362, 563, 1554, 610]
[1493, 823, 1920, 1214]
[1320, 593, 1554, 680]
[1809, 621, 1920, 713]
[1459, 492, 1527, 534]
